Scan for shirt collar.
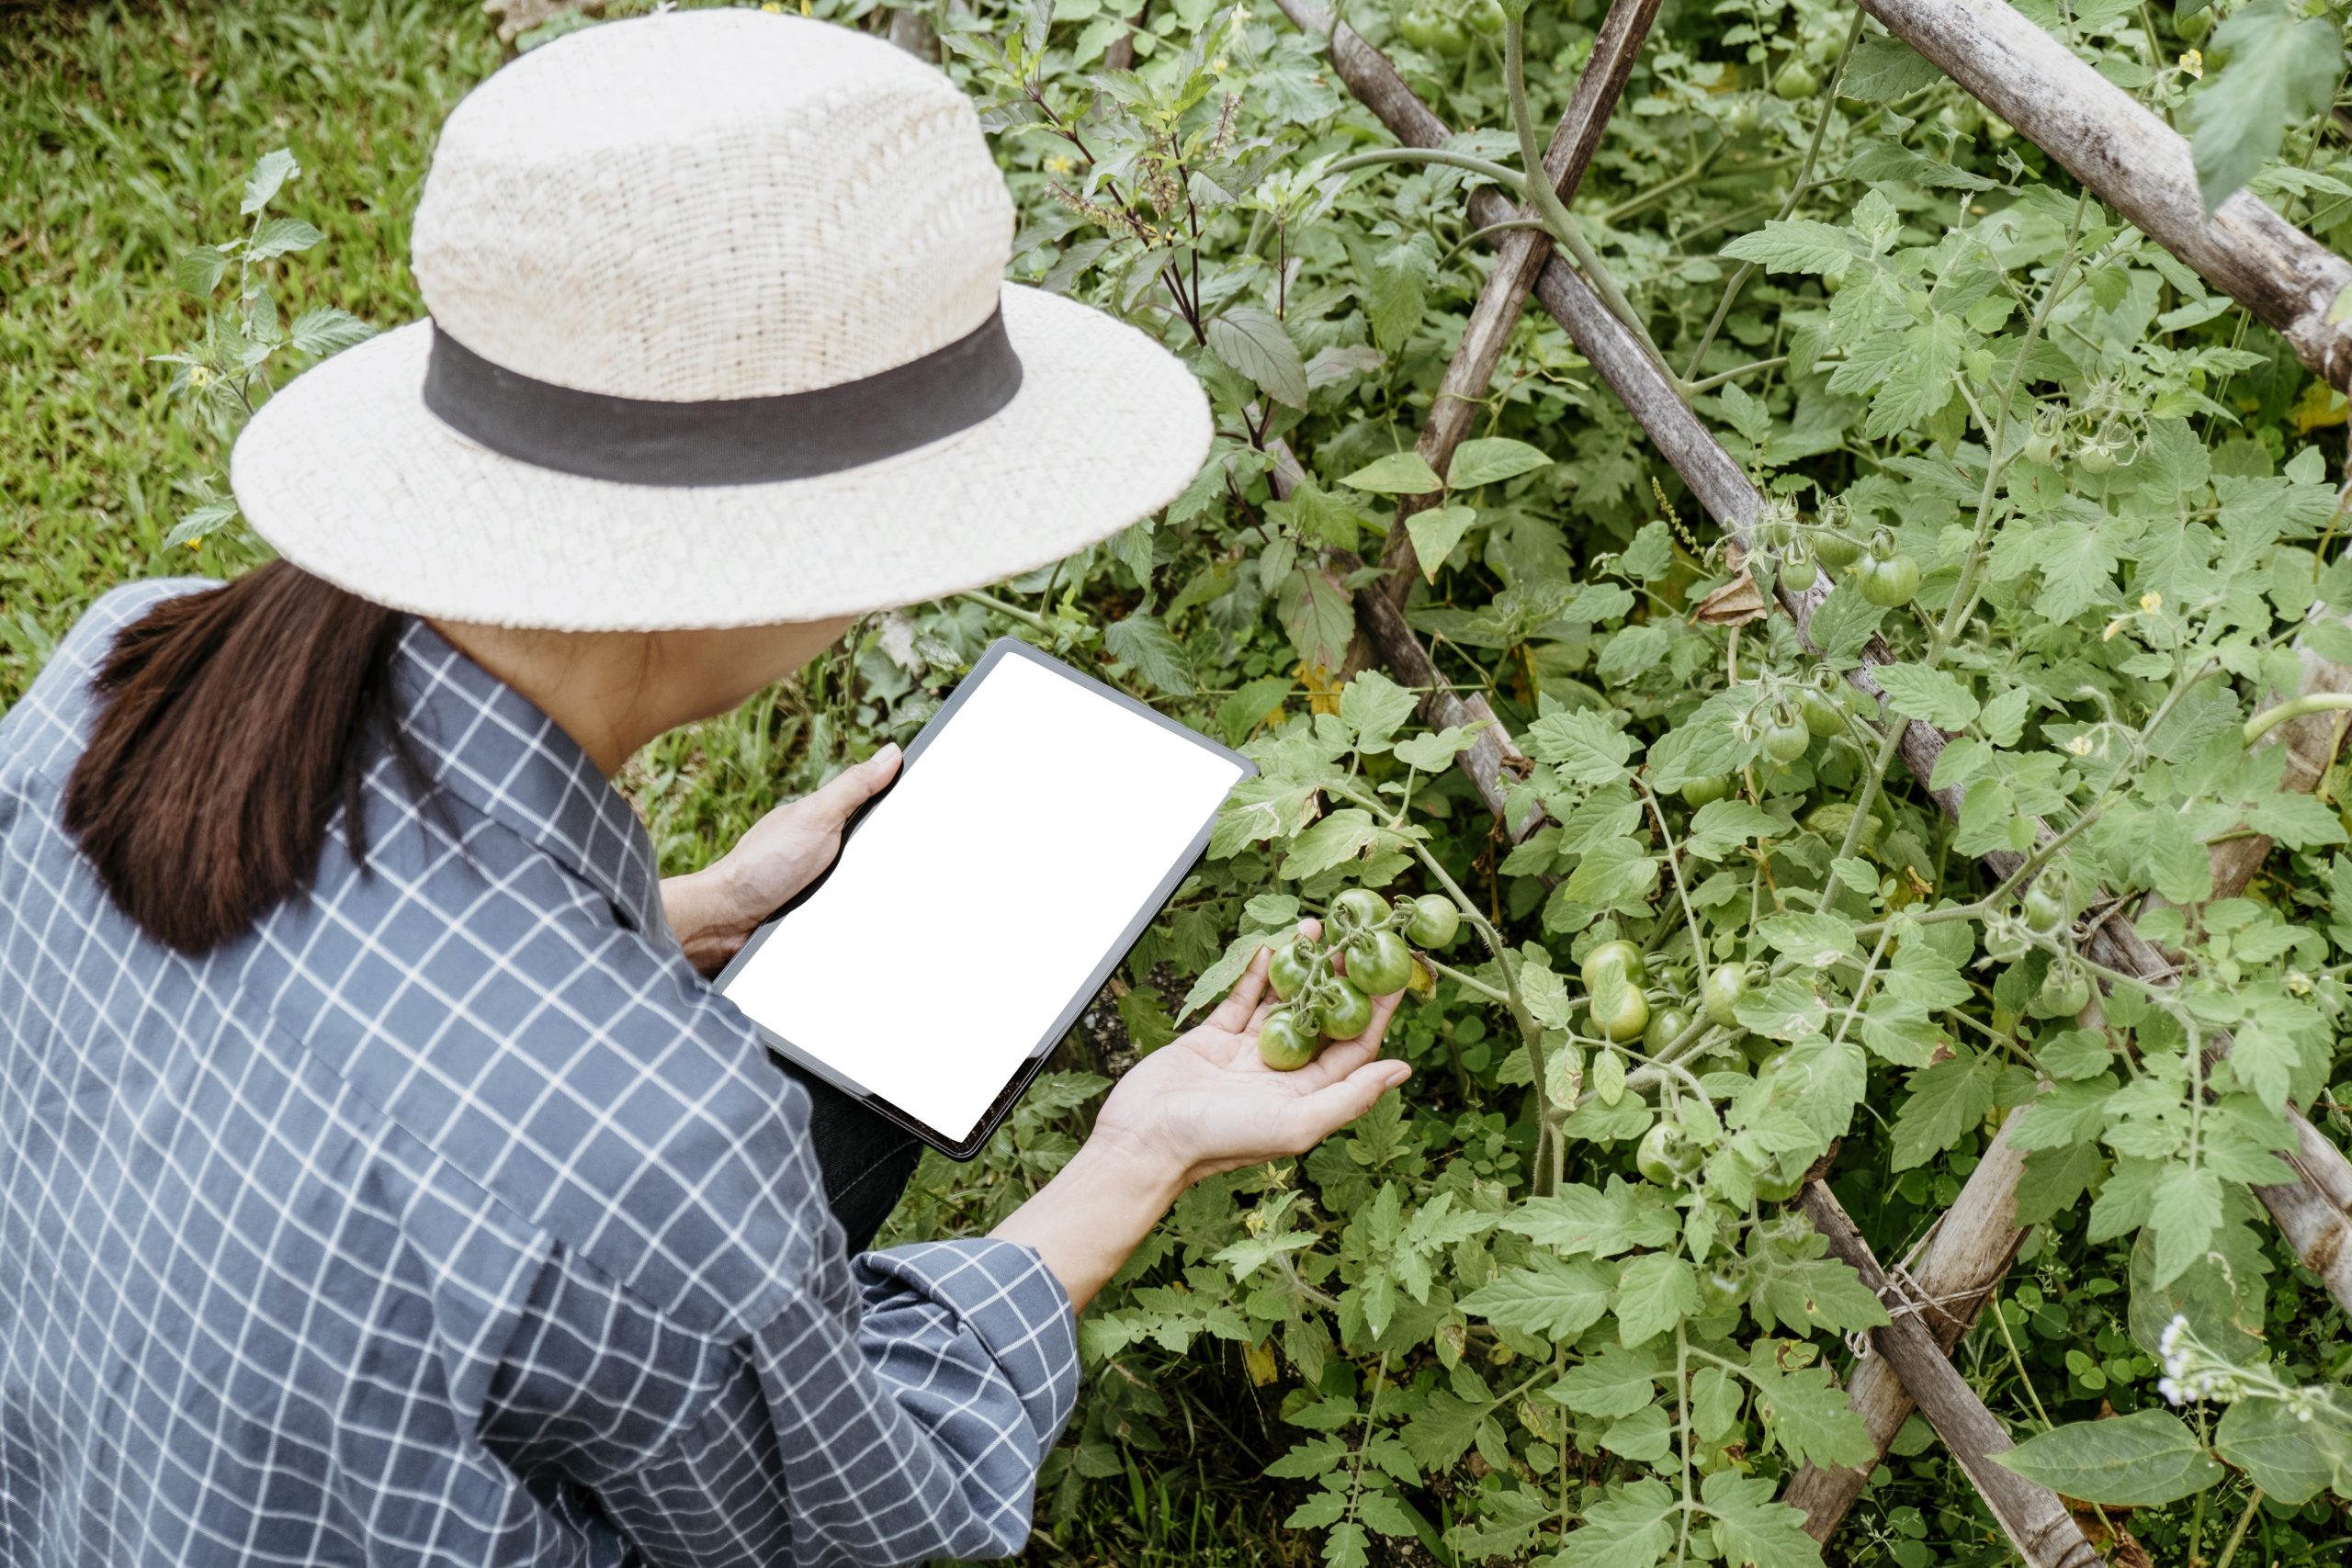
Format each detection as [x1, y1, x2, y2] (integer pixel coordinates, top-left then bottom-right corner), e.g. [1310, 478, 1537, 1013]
[389, 618, 670, 941]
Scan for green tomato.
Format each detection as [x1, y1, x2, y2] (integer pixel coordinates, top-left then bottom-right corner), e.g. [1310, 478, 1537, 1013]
[2039, 963, 2091, 1017]
[1772, 60, 1818, 100]
[2021, 882, 2071, 933]
[1580, 939, 1647, 990]
[1636, 1121, 1704, 1186]
[1319, 978, 1375, 1041]
[1813, 529, 1865, 570]
[1591, 983, 1650, 1044]
[1345, 931, 1417, 998]
[1858, 552, 1922, 608]
[1679, 773, 1733, 807]
[1701, 964, 1751, 1028]
[1697, 1258, 1750, 1314]
[1329, 887, 1392, 935]
[1464, 0, 1506, 35]
[1258, 1009, 1318, 1071]
[1984, 920, 2030, 964]
[1398, 7, 1467, 53]
[1403, 894, 1460, 949]
[1269, 942, 1317, 1003]
[1761, 705, 1812, 764]
[2076, 437, 2118, 475]
[2024, 430, 2058, 467]
[1644, 1004, 1693, 1055]
[1754, 1157, 1807, 1202]
[1797, 687, 1846, 739]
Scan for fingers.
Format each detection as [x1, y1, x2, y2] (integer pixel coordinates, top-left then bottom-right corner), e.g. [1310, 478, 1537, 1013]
[803, 741, 902, 827]
[1280, 1059, 1413, 1152]
[1295, 917, 1323, 942]
[1207, 942, 1274, 1032]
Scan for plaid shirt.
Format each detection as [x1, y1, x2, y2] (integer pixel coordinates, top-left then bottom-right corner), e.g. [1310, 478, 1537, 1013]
[0, 581, 1078, 1567]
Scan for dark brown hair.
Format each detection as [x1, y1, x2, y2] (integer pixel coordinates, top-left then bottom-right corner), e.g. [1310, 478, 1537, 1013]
[64, 561, 425, 954]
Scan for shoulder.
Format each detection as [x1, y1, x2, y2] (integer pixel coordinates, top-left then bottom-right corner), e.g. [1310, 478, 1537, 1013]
[265, 799, 839, 1340]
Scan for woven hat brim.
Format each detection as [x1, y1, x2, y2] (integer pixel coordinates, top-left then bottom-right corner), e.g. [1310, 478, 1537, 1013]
[229, 285, 1214, 630]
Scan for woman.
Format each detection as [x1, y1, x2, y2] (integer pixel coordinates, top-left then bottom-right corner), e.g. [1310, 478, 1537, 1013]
[0, 13, 1408, 1567]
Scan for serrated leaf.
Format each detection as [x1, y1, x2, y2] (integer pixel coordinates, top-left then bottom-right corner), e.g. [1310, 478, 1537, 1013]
[2215, 1395, 2349, 1505]
[1871, 662, 1977, 729]
[1996, 1410, 2224, 1506]
[1550, 1344, 1662, 1417]
[1612, 1252, 1697, 1348]
[1457, 1254, 1615, 1340]
[1755, 1366, 1874, 1470]
[1526, 708, 1636, 784]
[2188, 1, 2342, 214]
[1502, 1180, 1680, 1258]
[1703, 1469, 1826, 1568]
[285, 306, 374, 357]
[1891, 1052, 2001, 1169]
[1277, 566, 1354, 671]
[245, 216, 324, 261]
[162, 500, 240, 551]
[1206, 304, 1308, 408]
[1338, 670, 1418, 751]
[1281, 807, 1379, 879]
[1721, 218, 1855, 276]
[241, 148, 299, 214]
[1560, 1478, 1676, 1568]
[1749, 1249, 1889, 1336]
[175, 245, 230, 296]
[1446, 436, 1552, 490]
[1103, 612, 1193, 694]
[1754, 912, 1860, 969]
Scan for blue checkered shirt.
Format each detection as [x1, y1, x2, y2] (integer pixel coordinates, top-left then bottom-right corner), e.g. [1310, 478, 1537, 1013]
[0, 581, 1079, 1566]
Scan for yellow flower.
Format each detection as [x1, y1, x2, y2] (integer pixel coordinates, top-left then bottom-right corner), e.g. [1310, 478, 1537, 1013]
[185, 537, 202, 551]
[1211, 56, 1228, 75]
[2140, 591, 2162, 614]
[1046, 153, 1076, 175]
[2180, 49, 2202, 78]
[2065, 735, 2094, 757]
[188, 365, 213, 389]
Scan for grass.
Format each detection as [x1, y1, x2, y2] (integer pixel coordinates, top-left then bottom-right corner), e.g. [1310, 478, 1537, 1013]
[1, 0, 500, 707]
[0, 6, 1295, 1561]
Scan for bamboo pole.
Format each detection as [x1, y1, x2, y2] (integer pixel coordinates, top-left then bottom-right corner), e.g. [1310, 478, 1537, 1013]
[1363, 0, 1664, 614]
[1859, 0, 2352, 389]
[1799, 1183, 2103, 1568]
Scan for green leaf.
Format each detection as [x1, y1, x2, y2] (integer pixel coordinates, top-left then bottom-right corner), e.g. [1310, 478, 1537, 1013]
[1456, 1254, 1615, 1340]
[1754, 1366, 1874, 1470]
[1732, 976, 1828, 1042]
[1446, 436, 1552, 490]
[1838, 38, 1946, 101]
[1339, 451, 1444, 495]
[1526, 708, 1636, 785]
[1996, 1410, 2225, 1506]
[1720, 219, 1855, 276]
[1363, 236, 1433, 355]
[2188, 1, 2342, 214]
[1612, 1252, 1697, 1348]
[1501, 1179, 1680, 1258]
[1748, 1250, 1889, 1336]
[2215, 1395, 2346, 1505]
[1891, 1052, 2001, 1169]
[1206, 304, 1308, 409]
[1277, 566, 1355, 671]
[1561, 1478, 1676, 1568]
[245, 216, 324, 261]
[2148, 1162, 2225, 1289]
[162, 501, 240, 551]
[175, 245, 231, 296]
[1339, 670, 1417, 751]
[1281, 807, 1380, 879]
[1872, 663, 1978, 730]
[1754, 912, 1860, 970]
[1685, 799, 1781, 860]
[1702, 1469, 1825, 1568]
[285, 306, 375, 357]
[1601, 1403, 1674, 1462]
[1563, 837, 1660, 917]
[241, 147, 300, 214]
[1404, 502, 1476, 581]
[1863, 313, 1964, 438]
[1103, 612, 1193, 694]
[1549, 1344, 1662, 1417]
[1393, 724, 1485, 771]
[1215, 675, 1294, 747]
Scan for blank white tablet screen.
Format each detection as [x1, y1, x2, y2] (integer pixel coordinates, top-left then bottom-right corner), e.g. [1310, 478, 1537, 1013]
[719, 652, 1247, 1142]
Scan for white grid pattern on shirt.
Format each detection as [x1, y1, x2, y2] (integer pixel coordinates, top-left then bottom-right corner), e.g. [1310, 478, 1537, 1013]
[1, 581, 1079, 1566]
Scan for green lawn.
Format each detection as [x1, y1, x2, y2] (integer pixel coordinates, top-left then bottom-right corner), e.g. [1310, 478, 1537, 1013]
[1, 0, 502, 706]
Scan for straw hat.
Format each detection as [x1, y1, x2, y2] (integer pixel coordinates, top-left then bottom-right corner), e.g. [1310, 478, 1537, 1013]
[229, 9, 1213, 630]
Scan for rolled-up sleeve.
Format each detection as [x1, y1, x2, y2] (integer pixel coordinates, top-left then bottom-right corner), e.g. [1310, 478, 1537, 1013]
[586, 1236, 1078, 1568]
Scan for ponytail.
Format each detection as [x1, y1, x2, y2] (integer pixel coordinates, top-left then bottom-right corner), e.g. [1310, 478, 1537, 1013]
[64, 561, 421, 954]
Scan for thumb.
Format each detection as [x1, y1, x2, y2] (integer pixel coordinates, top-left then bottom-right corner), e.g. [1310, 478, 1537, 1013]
[1282, 1059, 1411, 1153]
[805, 742, 901, 826]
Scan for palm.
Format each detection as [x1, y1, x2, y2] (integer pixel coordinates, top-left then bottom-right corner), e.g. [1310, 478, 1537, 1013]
[1093, 921, 1408, 1182]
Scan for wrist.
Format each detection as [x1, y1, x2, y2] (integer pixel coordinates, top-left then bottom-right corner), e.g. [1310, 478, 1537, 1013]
[662, 864, 752, 976]
[1073, 1123, 1193, 1214]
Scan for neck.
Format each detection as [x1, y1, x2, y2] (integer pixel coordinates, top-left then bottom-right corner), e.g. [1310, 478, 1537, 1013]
[427, 615, 855, 779]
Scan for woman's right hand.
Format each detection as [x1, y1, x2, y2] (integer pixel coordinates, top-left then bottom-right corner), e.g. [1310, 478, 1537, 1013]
[1086, 921, 1411, 1190]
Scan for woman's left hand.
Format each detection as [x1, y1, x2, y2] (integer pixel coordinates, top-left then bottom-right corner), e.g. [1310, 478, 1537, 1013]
[662, 743, 902, 976]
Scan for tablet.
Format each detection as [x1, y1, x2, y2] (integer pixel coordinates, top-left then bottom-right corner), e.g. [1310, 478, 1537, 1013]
[714, 638, 1254, 1158]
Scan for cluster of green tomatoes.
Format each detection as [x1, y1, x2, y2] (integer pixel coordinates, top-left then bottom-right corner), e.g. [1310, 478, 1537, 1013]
[1390, 0, 1505, 57]
[1790, 521, 1922, 609]
[1577, 940, 1815, 1201]
[1257, 888, 1463, 1071]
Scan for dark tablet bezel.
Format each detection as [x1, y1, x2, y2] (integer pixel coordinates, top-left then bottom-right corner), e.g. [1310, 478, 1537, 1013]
[713, 637, 1254, 1160]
